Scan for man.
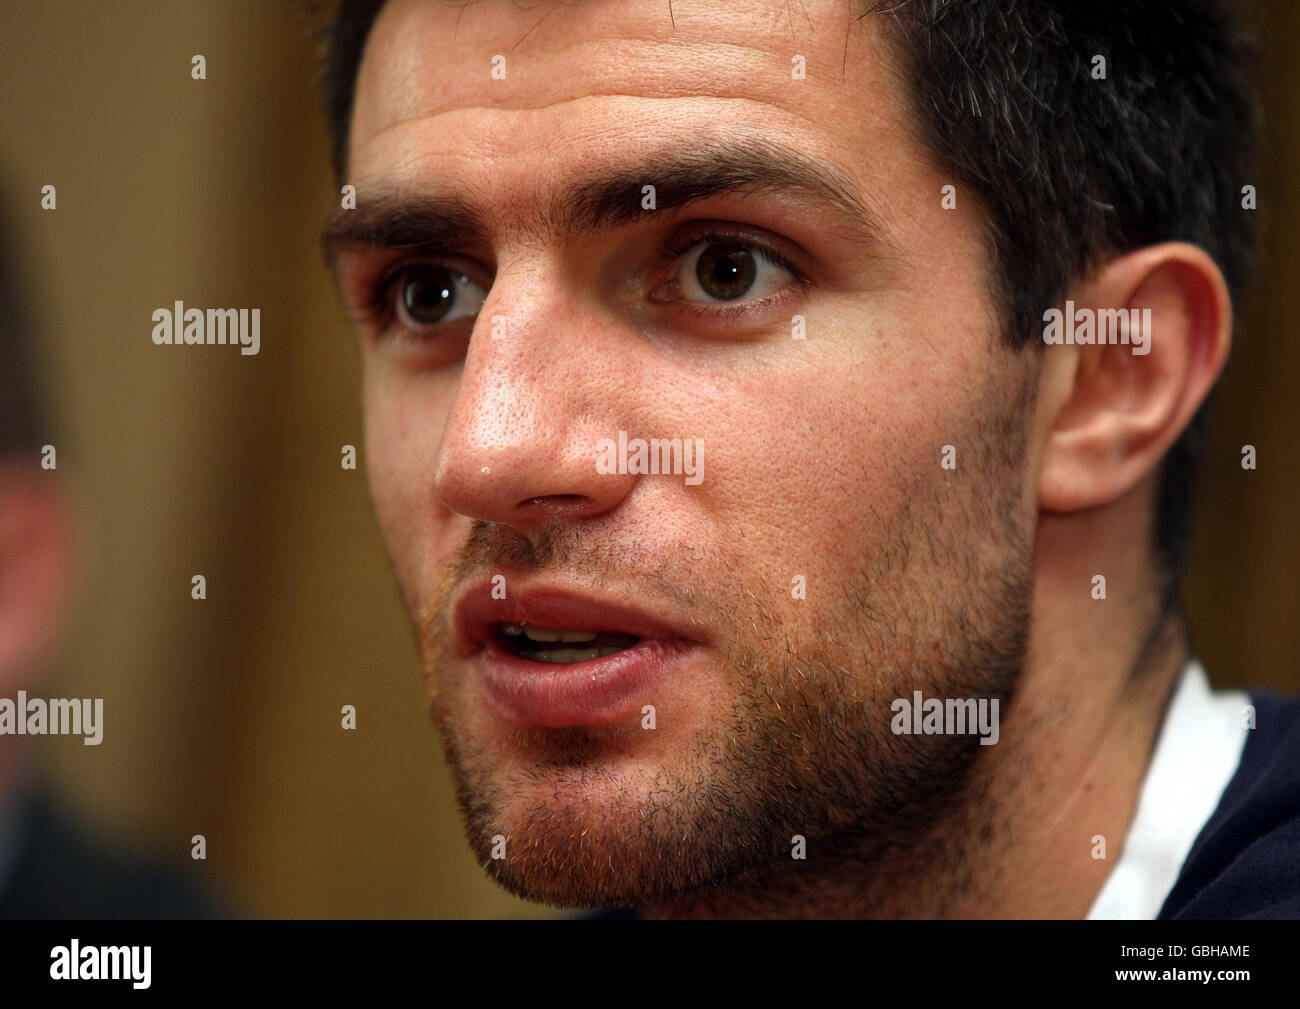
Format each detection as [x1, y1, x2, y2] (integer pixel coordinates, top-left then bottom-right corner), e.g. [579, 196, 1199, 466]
[0, 210, 224, 920]
[318, 0, 1300, 918]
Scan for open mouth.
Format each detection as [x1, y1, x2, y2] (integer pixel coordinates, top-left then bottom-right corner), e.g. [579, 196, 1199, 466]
[497, 623, 640, 664]
[457, 586, 705, 727]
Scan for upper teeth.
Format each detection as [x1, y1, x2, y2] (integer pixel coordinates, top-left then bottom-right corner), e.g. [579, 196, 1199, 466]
[501, 623, 599, 643]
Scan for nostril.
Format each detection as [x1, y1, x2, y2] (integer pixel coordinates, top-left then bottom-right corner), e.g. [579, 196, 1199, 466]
[517, 494, 592, 519]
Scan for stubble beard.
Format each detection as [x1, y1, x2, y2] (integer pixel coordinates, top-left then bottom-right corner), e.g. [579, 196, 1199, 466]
[405, 383, 1036, 916]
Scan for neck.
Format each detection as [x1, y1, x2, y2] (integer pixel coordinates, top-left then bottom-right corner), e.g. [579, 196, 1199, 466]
[649, 613, 1186, 919]
[651, 492, 1189, 917]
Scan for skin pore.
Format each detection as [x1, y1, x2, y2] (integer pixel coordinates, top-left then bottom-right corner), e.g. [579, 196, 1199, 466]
[328, 0, 1229, 918]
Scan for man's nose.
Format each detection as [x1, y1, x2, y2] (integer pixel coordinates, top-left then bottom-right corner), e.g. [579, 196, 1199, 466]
[432, 277, 637, 530]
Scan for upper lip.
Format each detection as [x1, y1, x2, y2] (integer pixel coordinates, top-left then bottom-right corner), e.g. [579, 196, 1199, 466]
[452, 581, 705, 658]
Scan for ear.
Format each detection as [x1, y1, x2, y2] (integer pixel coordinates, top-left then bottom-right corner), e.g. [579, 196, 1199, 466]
[0, 462, 79, 689]
[1037, 243, 1232, 512]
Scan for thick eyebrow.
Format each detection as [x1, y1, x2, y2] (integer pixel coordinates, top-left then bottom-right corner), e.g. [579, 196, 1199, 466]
[320, 135, 890, 270]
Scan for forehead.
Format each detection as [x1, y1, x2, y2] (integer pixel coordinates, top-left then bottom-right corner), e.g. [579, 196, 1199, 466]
[350, 0, 909, 197]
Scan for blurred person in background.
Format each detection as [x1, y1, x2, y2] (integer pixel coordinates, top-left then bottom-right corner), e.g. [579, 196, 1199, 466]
[0, 208, 223, 919]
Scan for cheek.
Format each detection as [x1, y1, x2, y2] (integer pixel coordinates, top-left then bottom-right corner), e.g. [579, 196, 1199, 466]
[702, 319, 997, 600]
[362, 370, 455, 593]
[700, 359, 913, 555]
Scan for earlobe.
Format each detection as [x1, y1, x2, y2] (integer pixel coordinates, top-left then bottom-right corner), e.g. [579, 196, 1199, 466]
[1037, 243, 1232, 514]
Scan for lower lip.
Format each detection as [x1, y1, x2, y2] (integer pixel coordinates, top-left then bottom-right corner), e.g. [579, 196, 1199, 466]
[474, 637, 696, 729]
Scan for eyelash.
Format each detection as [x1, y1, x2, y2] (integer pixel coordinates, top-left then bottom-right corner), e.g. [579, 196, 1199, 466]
[653, 228, 805, 315]
[355, 227, 806, 333]
[658, 227, 800, 280]
[353, 257, 443, 327]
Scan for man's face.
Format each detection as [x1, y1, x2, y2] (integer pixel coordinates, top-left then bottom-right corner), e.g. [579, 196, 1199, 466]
[339, 0, 1041, 909]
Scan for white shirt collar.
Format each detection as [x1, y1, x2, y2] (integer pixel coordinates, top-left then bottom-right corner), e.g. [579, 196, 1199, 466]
[1086, 659, 1250, 919]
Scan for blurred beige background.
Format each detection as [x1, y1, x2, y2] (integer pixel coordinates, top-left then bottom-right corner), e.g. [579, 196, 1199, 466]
[0, 0, 1294, 918]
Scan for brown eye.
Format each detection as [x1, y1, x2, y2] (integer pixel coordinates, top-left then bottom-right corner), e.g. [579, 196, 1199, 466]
[695, 243, 758, 301]
[667, 238, 795, 306]
[401, 267, 454, 324]
[394, 266, 487, 328]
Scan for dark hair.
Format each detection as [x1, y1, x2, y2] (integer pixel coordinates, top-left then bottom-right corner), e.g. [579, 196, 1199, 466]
[867, 1, 1259, 612]
[317, 0, 1261, 610]
[317, 0, 388, 184]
